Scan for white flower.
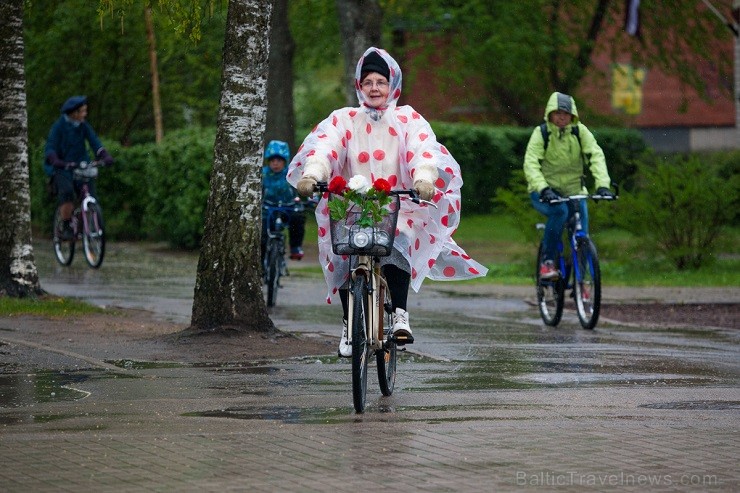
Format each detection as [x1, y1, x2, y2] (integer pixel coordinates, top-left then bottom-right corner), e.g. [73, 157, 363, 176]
[347, 174, 371, 194]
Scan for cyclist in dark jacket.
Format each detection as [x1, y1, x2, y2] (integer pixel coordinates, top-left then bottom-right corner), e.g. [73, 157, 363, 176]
[44, 95, 113, 240]
[262, 140, 305, 260]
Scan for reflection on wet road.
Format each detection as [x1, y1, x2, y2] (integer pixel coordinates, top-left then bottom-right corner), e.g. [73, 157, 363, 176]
[28, 240, 740, 414]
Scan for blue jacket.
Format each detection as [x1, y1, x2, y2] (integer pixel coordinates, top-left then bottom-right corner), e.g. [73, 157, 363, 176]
[44, 116, 104, 177]
[262, 166, 297, 204]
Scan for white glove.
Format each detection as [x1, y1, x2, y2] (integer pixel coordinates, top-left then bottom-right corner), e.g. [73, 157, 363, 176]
[413, 180, 435, 201]
[297, 177, 317, 197]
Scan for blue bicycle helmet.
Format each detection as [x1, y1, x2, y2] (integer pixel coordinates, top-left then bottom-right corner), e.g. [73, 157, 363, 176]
[264, 140, 290, 162]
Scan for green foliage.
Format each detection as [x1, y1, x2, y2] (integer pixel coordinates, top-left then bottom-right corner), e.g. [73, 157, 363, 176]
[492, 170, 541, 246]
[140, 127, 214, 249]
[24, 0, 225, 146]
[614, 153, 739, 270]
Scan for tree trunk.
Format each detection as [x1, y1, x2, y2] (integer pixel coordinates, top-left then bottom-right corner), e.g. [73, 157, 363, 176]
[188, 0, 274, 334]
[145, 5, 164, 144]
[265, 0, 296, 152]
[0, 1, 43, 298]
[335, 0, 383, 106]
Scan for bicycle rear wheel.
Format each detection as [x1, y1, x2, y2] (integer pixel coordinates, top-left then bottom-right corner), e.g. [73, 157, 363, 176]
[82, 202, 105, 268]
[265, 240, 281, 307]
[52, 207, 75, 266]
[574, 238, 601, 330]
[350, 275, 369, 413]
[536, 242, 564, 326]
[376, 285, 397, 396]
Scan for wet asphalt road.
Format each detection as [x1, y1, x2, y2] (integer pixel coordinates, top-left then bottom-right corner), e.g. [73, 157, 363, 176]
[0, 240, 737, 491]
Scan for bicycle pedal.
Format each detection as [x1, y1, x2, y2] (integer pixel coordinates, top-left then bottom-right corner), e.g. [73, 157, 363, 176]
[390, 334, 414, 346]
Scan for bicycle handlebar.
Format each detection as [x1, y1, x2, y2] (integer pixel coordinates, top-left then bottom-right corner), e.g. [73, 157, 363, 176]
[314, 181, 438, 208]
[540, 184, 619, 204]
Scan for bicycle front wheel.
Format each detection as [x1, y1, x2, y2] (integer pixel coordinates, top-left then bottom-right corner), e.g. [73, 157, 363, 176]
[82, 203, 105, 268]
[574, 238, 601, 330]
[536, 242, 564, 326]
[265, 240, 281, 307]
[350, 275, 369, 413]
[52, 207, 75, 266]
[376, 285, 397, 396]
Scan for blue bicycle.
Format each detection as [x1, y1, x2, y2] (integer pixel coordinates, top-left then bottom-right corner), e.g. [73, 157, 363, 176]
[536, 188, 617, 330]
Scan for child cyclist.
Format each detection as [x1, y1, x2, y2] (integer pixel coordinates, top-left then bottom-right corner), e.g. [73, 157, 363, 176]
[262, 140, 306, 261]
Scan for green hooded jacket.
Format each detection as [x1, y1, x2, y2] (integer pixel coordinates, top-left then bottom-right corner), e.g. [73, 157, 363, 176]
[523, 92, 610, 195]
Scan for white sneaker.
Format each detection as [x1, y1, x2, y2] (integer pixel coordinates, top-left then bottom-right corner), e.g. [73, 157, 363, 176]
[392, 308, 412, 338]
[338, 319, 352, 357]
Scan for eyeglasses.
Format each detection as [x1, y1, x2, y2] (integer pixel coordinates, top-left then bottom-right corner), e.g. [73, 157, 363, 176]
[361, 80, 389, 90]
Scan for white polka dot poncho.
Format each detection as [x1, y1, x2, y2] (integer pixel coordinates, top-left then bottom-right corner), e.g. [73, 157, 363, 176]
[287, 47, 488, 304]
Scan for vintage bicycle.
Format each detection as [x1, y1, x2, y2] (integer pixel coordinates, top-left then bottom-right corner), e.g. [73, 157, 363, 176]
[52, 161, 106, 269]
[316, 181, 429, 413]
[535, 187, 618, 330]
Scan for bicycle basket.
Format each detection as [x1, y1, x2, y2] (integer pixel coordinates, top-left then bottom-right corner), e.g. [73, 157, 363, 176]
[329, 194, 399, 256]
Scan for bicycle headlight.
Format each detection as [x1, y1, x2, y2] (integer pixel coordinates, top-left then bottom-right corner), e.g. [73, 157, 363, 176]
[350, 229, 371, 249]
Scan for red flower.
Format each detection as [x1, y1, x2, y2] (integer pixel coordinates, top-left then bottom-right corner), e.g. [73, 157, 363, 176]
[373, 178, 391, 195]
[328, 176, 347, 194]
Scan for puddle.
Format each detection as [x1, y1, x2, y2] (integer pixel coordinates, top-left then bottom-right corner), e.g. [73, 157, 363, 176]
[185, 402, 545, 424]
[640, 400, 740, 410]
[0, 371, 91, 408]
[184, 406, 350, 423]
[107, 359, 189, 370]
[510, 372, 717, 386]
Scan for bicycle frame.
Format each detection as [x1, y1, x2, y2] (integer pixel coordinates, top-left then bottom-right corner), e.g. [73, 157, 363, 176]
[346, 256, 390, 351]
[78, 182, 101, 237]
[556, 196, 589, 291]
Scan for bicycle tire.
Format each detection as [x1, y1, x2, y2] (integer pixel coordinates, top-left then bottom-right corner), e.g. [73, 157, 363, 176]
[52, 207, 75, 266]
[266, 240, 281, 307]
[536, 242, 564, 326]
[574, 238, 601, 330]
[350, 275, 369, 413]
[82, 202, 105, 268]
[376, 284, 397, 396]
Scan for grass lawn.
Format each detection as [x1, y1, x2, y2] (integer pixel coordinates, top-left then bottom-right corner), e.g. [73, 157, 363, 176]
[0, 295, 106, 317]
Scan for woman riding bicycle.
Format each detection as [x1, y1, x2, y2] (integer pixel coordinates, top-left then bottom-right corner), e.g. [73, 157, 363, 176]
[44, 95, 114, 241]
[289, 47, 487, 357]
[262, 140, 306, 261]
[523, 92, 614, 280]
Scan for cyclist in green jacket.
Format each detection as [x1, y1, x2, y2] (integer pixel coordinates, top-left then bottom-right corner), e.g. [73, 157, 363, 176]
[523, 92, 614, 279]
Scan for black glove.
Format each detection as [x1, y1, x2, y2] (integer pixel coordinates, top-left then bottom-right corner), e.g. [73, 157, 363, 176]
[596, 187, 615, 199]
[539, 187, 560, 204]
[97, 148, 114, 166]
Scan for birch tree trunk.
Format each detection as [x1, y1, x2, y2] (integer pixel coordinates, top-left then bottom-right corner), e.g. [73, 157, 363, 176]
[0, 1, 43, 298]
[265, 0, 296, 152]
[188, 0, 274, 333]
[335, 0, 382, 106]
